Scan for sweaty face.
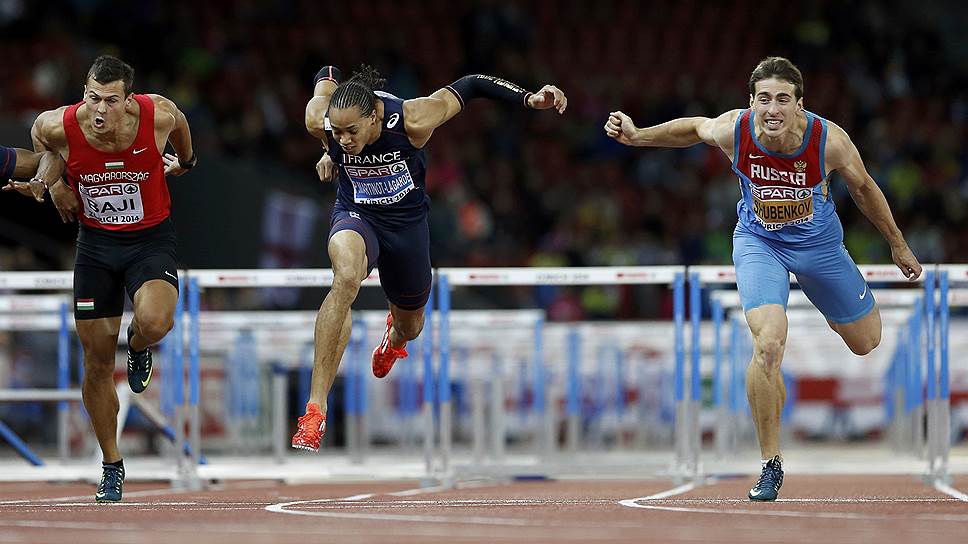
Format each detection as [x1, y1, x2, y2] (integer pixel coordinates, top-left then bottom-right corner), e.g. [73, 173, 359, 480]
[328, 106, 377, 155]
[750, 77, 802, 140]
[83, 79, 129, 134]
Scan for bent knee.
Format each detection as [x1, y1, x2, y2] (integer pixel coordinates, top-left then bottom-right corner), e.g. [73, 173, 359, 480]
[394, 318, 424, 341]
[330, 271, 363, 299]
[848, 333, 881, 356]
[137, 315, 174, 343]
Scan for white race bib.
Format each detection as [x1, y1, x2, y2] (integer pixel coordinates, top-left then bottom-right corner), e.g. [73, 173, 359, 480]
[79, 183, 145, 225]
[345, 161, 415, 205]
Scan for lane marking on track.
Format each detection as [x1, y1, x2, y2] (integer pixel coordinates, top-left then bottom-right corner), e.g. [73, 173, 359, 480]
[617, 482, 697, 508]
[933, 481, 968, 502]
[264, 480, 650, 527]
[0, 487, 185, 505]
[0, 479, 277, 506]
[619, 480, 968, 522]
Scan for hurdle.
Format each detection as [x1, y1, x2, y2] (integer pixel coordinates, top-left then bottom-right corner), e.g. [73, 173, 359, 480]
[0, 273, 75, 466]
[435, 266, 692, 481]
[693, 264, 961, 482]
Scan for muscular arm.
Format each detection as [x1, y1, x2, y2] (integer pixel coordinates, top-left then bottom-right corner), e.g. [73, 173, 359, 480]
[306, 79, 338, 149]
[401, 89, 463, 148]
[152, 95, 193, 161]
[31, 150, 65, 185]
[1, 148, 63, 202]
[827, 122, 922, 279]
[404, 74, 564, 148]
[606, 109, 740, 155]
[30, 109, 77, 221]
[30, 109, 67, 188]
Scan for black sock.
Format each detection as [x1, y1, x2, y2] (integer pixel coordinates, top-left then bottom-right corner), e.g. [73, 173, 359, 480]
[104, 459, 124, 469]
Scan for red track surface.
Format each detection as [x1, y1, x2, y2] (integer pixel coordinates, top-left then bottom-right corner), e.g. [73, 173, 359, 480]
[0, 476, 965, 543]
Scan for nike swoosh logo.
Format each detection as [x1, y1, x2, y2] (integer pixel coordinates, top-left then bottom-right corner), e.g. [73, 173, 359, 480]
[164, 271, 177, 280]
[142, 375, 151, 388]
[859, 288, 867, 300]
[750, 489, 761, 496]
[133, 147, 148, 155]
[749, 154, 765, 159]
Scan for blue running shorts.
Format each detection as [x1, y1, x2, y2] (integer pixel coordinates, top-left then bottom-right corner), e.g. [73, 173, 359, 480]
[732, 222, 875, 324]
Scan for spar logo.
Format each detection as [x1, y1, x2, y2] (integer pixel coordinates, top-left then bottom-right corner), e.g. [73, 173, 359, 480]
[750, 186, 812, 201]
[344, 162, 407, 178]
[85, 184, 140, 197]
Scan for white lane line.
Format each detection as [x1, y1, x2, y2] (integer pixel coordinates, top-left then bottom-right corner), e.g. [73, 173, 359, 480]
[340, 493, 375, 501]
[618, 482, 696, 508]
[933, 481, 968, 502]
[638, 497, 964, 504]
[265, 480, 619, 527]
[619, 480, 968, 522]
[0, 486, 187, 505]
[0, 479, 278, 506]
[389, 485, 447, 496]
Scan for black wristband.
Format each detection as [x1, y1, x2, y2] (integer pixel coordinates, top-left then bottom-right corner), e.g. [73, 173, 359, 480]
[314, 66, 342, 87]
[178, 152, 197, 170]
[445, 75, 531, 110]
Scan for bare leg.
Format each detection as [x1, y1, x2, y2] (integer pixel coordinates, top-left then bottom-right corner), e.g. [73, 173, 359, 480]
[129, 279, 178, 351]
[307, 230, 368, 413]
[387, 303, 426, 348]
[827, 304, 881, 356]
[77, 317, 123, 463]
[745, 304, 788, 460]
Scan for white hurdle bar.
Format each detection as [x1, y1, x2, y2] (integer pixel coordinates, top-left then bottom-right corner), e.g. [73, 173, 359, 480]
[0, 292, 75, 466]
[693, 264, 956, 482]
[188, 268, 385, 474]
[437, 266, 692, 481]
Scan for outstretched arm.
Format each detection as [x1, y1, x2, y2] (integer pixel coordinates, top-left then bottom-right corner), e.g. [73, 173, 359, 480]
[605, 109, 741, 155]
[1, 148, 63, 202]
[827, 122, 922, 280]
[404, 75, 567, 148]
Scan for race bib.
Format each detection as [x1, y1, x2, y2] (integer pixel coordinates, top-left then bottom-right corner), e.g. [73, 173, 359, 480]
[345, 161, 415, 205]
[751, 185, 813, 231]
[79, 183, 144, 225]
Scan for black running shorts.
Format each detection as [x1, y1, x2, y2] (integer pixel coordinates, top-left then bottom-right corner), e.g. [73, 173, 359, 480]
[73, 219, 179, 320]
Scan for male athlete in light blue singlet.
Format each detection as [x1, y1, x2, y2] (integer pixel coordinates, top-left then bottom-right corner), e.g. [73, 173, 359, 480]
[293, 65, 567, 453]
[605, 57, 921, 501]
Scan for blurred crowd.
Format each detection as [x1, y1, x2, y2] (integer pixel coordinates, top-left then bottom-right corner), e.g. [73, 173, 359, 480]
[0, 0, 965, 318]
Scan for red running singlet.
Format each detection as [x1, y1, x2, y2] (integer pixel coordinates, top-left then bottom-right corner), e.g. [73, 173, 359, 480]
[63, 94, 170, 231]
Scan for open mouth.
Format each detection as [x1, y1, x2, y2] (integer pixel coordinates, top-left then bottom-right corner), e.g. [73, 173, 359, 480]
[765, 119, 782, 129]
[93, 116, 105, 129]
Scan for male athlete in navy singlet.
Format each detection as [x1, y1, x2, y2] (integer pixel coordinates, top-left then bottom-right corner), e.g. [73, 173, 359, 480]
[292, 64, 567, 452]
[605, 57, 921, 501]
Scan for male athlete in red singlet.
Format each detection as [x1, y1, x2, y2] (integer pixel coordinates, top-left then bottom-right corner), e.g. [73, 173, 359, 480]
[31, 55, 196, 502]
[605, 57, 921, 501]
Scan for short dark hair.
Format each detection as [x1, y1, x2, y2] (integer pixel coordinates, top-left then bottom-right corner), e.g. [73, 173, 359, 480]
[749, 57, 803, 99]
[87, 55, 135, 96]
[330, 64, 386, 114]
